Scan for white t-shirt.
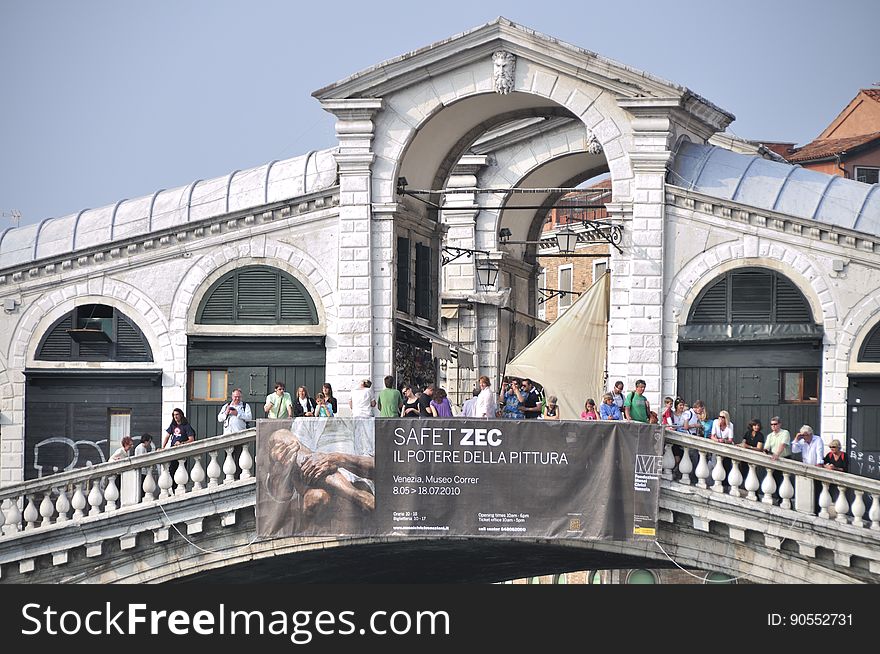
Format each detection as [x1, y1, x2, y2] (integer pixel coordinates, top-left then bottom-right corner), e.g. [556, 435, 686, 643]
[475, 386, 496, 418]
[711, 421, 734, 441]
[350, 387, 375, 417]
[461, 396, 479, 417]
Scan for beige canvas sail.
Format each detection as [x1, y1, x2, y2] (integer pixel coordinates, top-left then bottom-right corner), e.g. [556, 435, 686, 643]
[505, 271, 609, 421]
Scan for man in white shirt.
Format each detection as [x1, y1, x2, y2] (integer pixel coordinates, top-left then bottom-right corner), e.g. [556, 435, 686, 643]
[791, 424, 825, 466]
[475, 375, 497, 418]
[349, 379, 376, 418]
[218, 388, 253, 434]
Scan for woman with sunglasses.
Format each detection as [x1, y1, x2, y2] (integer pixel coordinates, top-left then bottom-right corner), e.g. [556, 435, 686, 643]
[823, 439, 847, 472]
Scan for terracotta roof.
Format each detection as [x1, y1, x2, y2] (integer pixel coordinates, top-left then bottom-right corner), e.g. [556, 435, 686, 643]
[785, 131, 880, 162]
[863, 89, 880, 103]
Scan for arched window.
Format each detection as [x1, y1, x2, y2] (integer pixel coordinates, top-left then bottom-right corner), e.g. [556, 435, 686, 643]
[625, 569, 657, 584]
[858, 321, 880, 362]
[196, 266, 318, 325]
[689, 268, 813, 324]
[36, 304, 152, 362]
[704, 572, 737, 584]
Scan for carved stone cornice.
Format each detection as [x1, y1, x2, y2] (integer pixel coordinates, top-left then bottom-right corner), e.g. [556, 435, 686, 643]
[666, 185, 880, 262]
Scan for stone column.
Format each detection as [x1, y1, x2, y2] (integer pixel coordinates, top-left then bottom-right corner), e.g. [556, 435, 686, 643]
[320, 99, 384, 408]
[612, 100, 678, 409]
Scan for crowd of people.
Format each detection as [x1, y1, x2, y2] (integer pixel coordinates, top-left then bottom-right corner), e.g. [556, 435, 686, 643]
[105, 376, 848, 477]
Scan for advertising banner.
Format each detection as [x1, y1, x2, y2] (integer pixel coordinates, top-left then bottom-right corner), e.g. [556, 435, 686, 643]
[256, 418, 662, 541]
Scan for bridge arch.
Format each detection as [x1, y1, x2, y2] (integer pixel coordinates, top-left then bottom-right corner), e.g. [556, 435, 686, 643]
[370, 61, 633, 220]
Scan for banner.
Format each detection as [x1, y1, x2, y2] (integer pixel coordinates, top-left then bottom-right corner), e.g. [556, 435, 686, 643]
[256, 418, 662, 541]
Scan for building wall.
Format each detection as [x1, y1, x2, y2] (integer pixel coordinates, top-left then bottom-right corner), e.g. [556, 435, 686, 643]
[0, 202, 342, 484]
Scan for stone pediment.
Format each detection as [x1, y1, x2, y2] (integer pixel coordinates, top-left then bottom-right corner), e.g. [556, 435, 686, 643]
[312, 17, 733, 132]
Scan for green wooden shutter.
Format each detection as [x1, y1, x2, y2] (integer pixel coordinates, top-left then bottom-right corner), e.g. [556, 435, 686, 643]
[731, 271, 773, 322]
[775, 276, 812, 323]
[115, 314, 153, 361]
[199, 276, 235, 323]
[197, 266, 319, 325]
[397, 237, 410, 313]
[37, 315, 73, 360]
[236, 268, 279, 321]
[691, 277, 727, 323]
[280, 276, 317, 323]
[415, 243, 430, 319]
[860, 323, 880, 362]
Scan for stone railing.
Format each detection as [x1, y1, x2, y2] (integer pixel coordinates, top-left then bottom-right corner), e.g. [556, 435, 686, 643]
[0, 429, 256, 538]
[663, 430, 880, 530]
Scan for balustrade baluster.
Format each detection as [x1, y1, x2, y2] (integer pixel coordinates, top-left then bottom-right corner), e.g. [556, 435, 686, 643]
[677, 447, 693, 485]
[87, 480, 103, 516]
[744, 464, 760, 501]
[711, 456, 726, 492]
[104, 476, 119, 511]
[239, 444, 253, 480]
[834, 485, 850, 524]
[24, 495, 39, 530]
[760, 468, 777, 505]
[72, 484, 87, 519]
[851, 491, 866, 528]
[39, 491, 55, 526]
[173, 459, 189, 496]
[695, 451, 710, 489]
[818, 482, 832, 519]
[190, 457, 206, 491]
[6, 497, 23, 533]
[0, 499, 6, 532]
[158, 463, 173, 499]
[55, 487, 71, 522]
[727, 458, 743, 497]
[143, 469, 157, 502]
[207, 451, 222, 487]
[869, 493, 880, 530]
[223, 447, 237, 483]
[661, 444, 676, 481]
[778, 473, 794, 510]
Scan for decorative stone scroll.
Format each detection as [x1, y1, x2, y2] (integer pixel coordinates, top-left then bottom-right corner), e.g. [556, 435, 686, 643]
[492, 50, 516, 95]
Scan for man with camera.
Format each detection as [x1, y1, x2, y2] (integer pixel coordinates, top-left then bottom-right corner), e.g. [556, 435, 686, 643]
[218, 388, 253, 435]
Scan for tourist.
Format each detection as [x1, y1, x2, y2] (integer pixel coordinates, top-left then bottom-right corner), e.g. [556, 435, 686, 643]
[110, 436, 133, 461]
[264, 381, 293, 419]
[401, 385, 420, 417]
[218, 387, 252, 434]
[321, 382, 338, 415]
[377, 375, 404, 418]
[823, 439, 847, 472]
[711, 410, 735, 444]
[349, 379, 376, 418]
[162, 408, 195, 448]
[792, 425, 824, 466]
[499, 378, 525, 419]
[542, 395, 560, 420]
[764, 416, 792, 461]
[599, 393, 622, 420]
[580, 398, 598, 421]
[293, 385, 316, 417]
[475, 375, 496, 418]
[314, 392, 334, 417]
[429, 387, 454, 417]
[624, 380, 650, 423]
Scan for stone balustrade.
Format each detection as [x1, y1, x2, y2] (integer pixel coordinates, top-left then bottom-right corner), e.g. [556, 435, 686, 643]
[0, 429, 256, 538]
[662, 429, 880, 530]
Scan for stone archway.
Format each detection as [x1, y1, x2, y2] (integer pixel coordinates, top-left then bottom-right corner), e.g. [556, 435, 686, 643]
[665, 238, 839, 436]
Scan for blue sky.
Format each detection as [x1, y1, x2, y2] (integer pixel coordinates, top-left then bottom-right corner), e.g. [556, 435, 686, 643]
[1, 0, 877, 227]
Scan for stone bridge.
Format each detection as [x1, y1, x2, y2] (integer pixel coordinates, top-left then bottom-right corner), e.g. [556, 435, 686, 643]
[1, 428, 878, 584]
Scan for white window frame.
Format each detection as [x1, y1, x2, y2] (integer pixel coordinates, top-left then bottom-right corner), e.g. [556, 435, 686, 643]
[854, 166, 879, 185]
[108, 409, 131, 454]
[558, 264, 573, 312]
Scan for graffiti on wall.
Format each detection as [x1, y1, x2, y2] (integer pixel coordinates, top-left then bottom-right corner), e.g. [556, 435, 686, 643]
[33, 437, 108, 477]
